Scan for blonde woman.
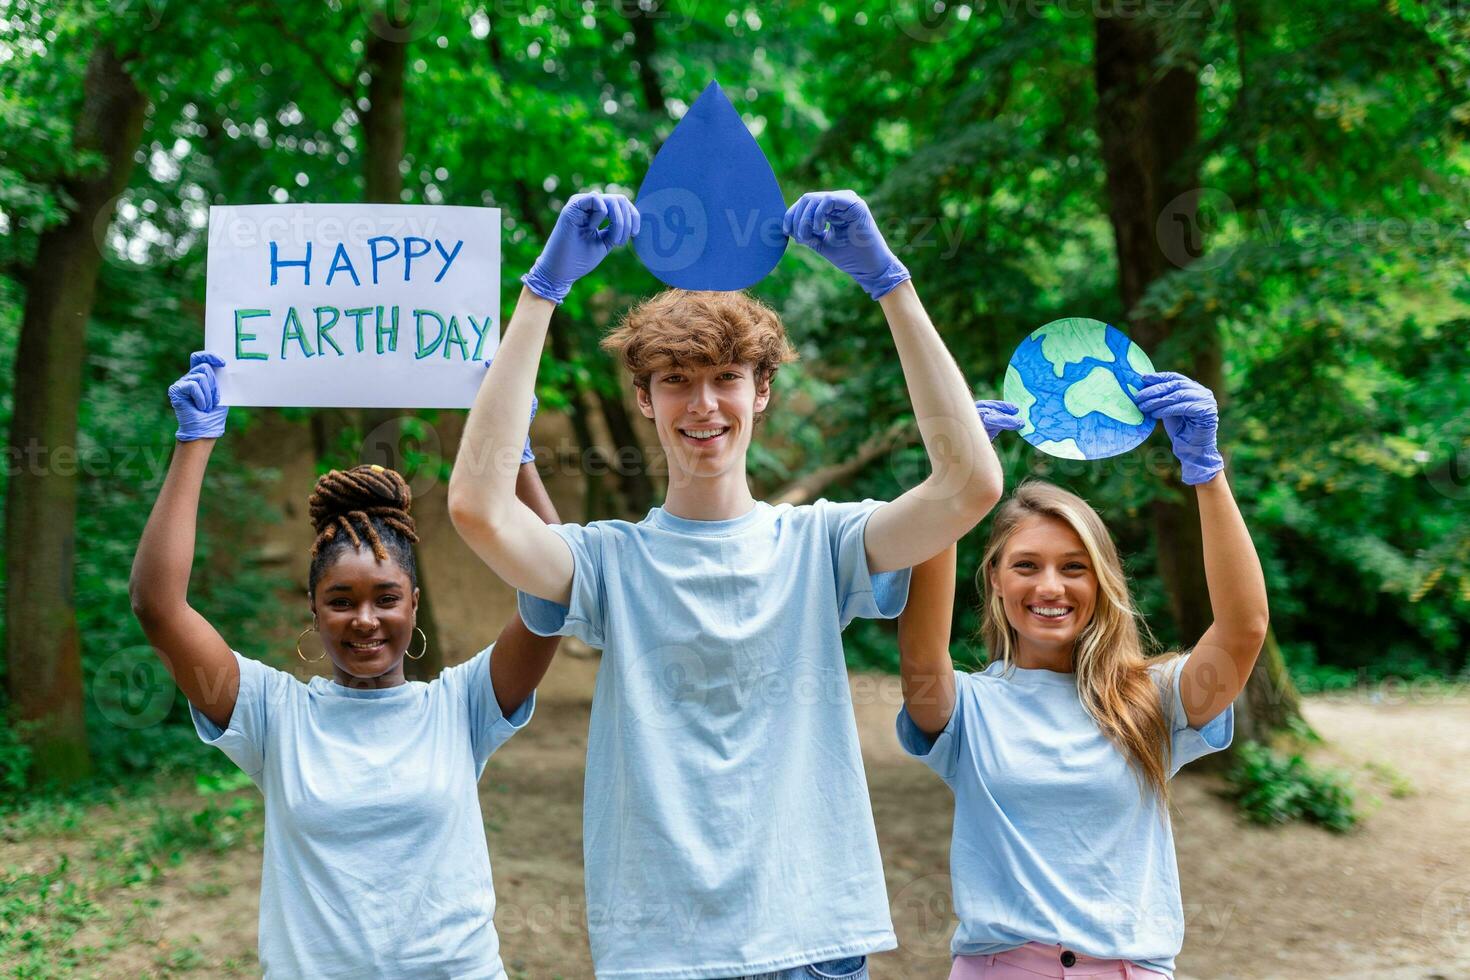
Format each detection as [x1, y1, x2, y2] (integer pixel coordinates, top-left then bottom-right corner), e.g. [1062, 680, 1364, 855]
[898, 374, 1269, 979]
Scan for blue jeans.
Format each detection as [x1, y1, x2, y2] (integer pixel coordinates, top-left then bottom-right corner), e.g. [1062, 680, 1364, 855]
[732, 956, 869, 980]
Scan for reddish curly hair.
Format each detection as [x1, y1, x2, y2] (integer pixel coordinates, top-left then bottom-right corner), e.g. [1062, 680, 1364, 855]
[600, 289, 797, 390]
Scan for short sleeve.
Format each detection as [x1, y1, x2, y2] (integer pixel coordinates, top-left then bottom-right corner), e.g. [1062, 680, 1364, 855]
[1151, 653, 1234, 776]
[818, 498, 912, 627]
[435, 644, 535, 770]
[516, 522, 606, 649]
[189, 652, 297, 783]
[895, 668, 968, 784]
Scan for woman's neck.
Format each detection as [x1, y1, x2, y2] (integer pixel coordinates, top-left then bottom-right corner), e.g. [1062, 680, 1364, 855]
[1012, 639, 1075, 674]
[331, 666, 407, 689]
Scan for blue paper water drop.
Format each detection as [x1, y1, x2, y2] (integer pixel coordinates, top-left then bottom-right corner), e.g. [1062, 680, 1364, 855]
[634, 81, 788, 291]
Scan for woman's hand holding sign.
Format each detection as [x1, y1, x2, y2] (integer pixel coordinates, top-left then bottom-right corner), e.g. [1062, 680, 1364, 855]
[521, 192, 641, 303]
[168, 352, 228, 443]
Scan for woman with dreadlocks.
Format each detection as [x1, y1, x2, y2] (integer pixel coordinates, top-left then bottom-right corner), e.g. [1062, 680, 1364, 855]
[130, 352, 560, 979]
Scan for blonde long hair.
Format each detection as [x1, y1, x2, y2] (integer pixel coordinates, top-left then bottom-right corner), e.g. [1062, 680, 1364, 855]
[979, 481, 1177, 801]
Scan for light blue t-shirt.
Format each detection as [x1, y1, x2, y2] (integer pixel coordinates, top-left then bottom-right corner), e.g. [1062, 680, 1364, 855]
[191, 645, 532, 980]
[895, 656, 1232, 978]
[518, 500, 911, 980]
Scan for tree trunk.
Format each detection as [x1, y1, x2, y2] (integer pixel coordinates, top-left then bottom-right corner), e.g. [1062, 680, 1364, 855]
[484, 23, 626, 519]
[625, 1, 668, 117]
[359, 7, 444, 679]
[4, 44, 147, 784]
[589, 384, 656, 516]
[1094, 11, 1302, 744]
[1235, 629, 1305, 741]
[545, 315, 611, 520]
[504, 169, 610, 518]
[363, 9, 406, 205]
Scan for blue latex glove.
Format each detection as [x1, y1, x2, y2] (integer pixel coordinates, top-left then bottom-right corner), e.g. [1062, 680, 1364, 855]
[521, 192, 639, 303]
[1133, 371, 1224, 485]
[168, 352, 227, 442]
[522, 393, 539, 466]
[783, 190, 911, 300]
[975, 400, 1024, 441]
[483, 357, 539, 464]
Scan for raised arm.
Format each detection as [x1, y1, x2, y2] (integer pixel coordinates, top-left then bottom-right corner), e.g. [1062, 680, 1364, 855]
[899, 544, 959, 736]
[487, 460, 565, 716]
[898, 404, 1021, 735]
[1135, 372, 1269, 727]
[784, 191, 1003, 574]
[129, 354, 239, 729]
[447, 192, 637, 604]
[863, 283, 1005, 570]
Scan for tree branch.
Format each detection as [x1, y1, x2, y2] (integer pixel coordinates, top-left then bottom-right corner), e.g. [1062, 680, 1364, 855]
[770, 418, 918, 507]
[254, 6, 358, 101]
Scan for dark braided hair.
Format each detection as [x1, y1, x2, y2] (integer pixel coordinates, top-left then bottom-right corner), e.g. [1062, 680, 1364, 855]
[307, 464, 419, 595]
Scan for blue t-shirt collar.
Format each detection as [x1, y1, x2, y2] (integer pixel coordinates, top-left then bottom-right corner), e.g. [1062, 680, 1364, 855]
[309, 676, 421, 699]
[646, 502, 769, 537]
[983, 659, 1078, 689]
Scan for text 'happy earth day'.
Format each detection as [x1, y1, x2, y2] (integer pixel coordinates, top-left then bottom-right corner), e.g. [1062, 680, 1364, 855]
[232, 237, 494, 362]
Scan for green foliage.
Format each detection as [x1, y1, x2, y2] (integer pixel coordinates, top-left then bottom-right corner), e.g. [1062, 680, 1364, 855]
[2, 0, 1468, 793]
[1226, 741, 1358, 833]
[0, 713, 34, 792]
[0, 171, 292, 798]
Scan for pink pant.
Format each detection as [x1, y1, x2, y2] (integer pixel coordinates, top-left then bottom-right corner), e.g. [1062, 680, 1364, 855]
[948, 943, 1169, 979]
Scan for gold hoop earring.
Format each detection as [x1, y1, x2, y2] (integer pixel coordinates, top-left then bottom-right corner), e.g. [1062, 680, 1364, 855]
[296, 626, 326, 663]
[405, 626, 428, 661]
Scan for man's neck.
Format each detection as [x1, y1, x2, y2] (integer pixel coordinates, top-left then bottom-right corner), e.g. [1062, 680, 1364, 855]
[661, 467, 758, 522]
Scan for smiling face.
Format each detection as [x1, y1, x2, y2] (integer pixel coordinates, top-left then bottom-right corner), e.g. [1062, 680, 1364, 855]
[637, 362, 770, 483]
[309, 547, 420, 686]
[989, 513, 1099, 666]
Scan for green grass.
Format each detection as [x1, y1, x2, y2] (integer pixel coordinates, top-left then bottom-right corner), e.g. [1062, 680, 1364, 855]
[1362, 759, 1416, 800]
[0, 778, 261, 976]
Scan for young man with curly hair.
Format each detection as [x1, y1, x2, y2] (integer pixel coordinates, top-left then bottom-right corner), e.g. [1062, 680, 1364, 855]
[450, 190, 1003, 979]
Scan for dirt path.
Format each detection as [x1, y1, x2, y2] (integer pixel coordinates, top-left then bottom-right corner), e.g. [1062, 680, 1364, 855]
[8, 655, 1467, 979]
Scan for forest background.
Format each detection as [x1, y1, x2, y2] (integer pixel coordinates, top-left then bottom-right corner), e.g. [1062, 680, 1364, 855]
[0, 0, 1468, 973]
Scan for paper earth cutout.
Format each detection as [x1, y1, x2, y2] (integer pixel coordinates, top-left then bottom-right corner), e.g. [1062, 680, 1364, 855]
[634, 81, 788, 290]
[1002, 317, 1157, 460]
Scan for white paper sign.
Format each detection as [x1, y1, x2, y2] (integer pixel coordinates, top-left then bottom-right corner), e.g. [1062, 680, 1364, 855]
[204, 204, 499, 408]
